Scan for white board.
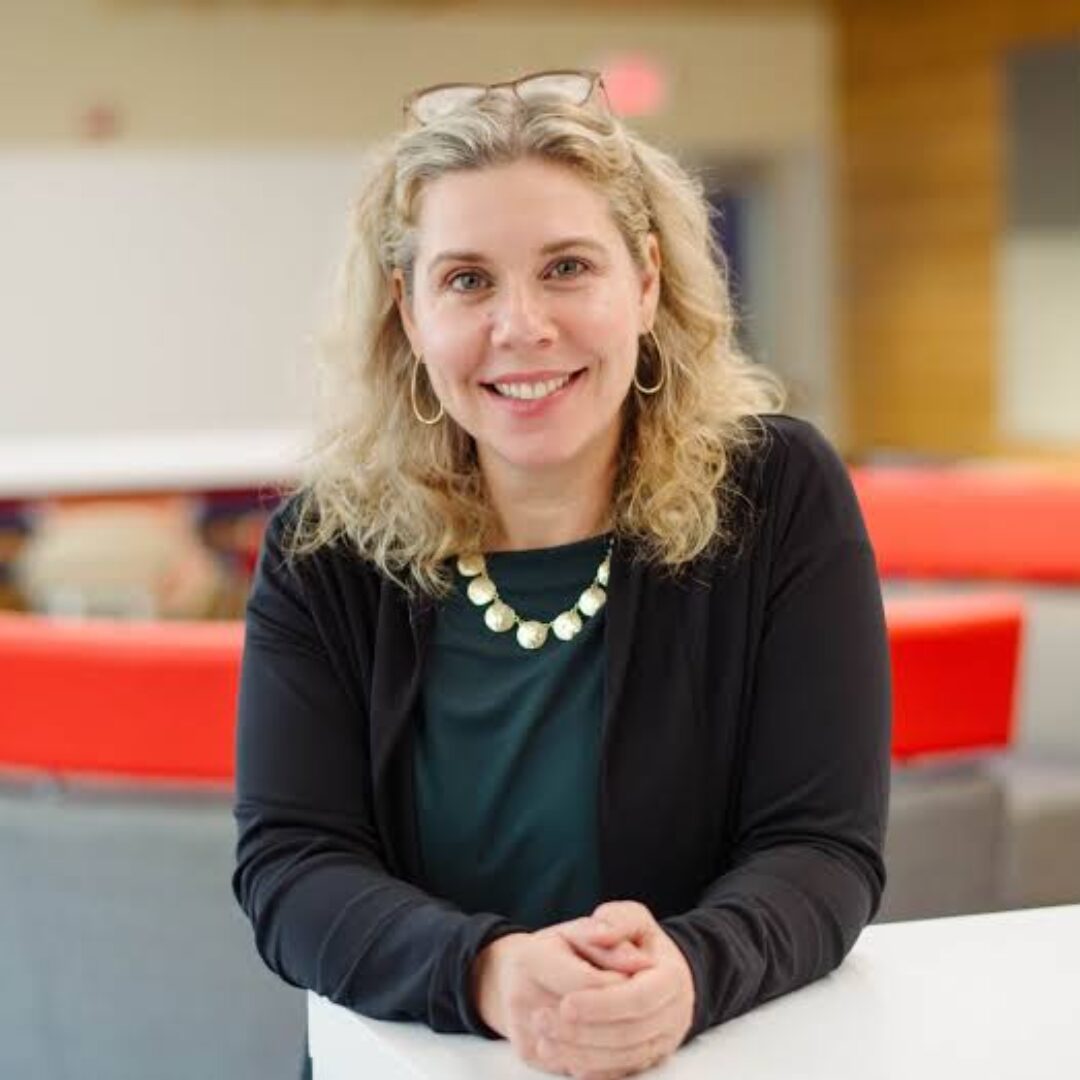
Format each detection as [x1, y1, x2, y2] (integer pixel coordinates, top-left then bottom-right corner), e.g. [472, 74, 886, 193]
[0, 147, 370, 491]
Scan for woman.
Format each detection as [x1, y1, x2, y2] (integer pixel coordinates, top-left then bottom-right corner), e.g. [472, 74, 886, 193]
[232, 70, 891, 1080]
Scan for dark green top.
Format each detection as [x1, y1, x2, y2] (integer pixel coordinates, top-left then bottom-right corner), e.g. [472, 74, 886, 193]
[413, 531, 612, 930]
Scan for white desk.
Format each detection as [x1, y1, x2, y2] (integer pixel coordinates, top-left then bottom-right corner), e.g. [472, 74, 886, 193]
[309, 903, 1080, 1079]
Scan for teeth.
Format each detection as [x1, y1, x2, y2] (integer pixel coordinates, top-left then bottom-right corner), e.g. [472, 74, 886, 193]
[493, 374, 572, 400]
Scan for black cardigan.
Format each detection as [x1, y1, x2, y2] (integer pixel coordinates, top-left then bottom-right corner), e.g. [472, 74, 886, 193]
[231, 413, 892, 1044]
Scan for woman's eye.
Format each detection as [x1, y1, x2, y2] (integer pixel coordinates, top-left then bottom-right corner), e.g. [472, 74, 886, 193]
[447, 270, 488, 293]
[549, 257, 587, 279]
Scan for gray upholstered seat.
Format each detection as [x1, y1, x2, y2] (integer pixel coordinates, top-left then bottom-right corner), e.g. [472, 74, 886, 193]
[986, 750, 1080, 910]
[875, 758, 1008, 923]
[0, 777, 305, 1080]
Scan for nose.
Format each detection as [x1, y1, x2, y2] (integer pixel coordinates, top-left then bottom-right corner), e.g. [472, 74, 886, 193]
[489, 279, 556, 351]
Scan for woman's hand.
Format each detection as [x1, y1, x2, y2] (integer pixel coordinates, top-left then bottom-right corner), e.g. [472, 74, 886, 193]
[530, 901, 697, 1080]
[472, 917, 652, 1074]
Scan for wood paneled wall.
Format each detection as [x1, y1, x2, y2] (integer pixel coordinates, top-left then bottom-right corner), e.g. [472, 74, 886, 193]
[835, 0, 1080, 459]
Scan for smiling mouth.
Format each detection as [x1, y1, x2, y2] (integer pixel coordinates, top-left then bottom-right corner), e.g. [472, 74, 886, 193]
[482, 368, 586, 401]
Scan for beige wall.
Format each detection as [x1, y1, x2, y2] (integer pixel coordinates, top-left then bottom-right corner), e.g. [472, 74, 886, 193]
[1, 0, 829, 151]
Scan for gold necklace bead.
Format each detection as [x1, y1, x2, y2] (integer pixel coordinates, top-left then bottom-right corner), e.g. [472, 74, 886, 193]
[516, 620, 548, 650]
[454, 534, 613, 651]
[457, 554, 485, 577]
[552, 609, 583, 641]
[484, 601, 515, 632]
[578, 584, 606, 617]
[467, 575, 497, 605]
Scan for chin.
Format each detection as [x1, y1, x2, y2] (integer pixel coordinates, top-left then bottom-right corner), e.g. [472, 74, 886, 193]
[500, 449, 581, 472]
[484, 436, 592, 474]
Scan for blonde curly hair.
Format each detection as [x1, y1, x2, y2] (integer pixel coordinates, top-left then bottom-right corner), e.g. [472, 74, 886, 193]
[280, 91, 786, 597]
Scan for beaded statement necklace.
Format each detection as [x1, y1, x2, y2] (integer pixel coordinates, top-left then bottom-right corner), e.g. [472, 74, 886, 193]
[454, 536, 614, 651]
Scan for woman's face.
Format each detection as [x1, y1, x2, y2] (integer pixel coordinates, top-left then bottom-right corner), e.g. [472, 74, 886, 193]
[393, 157, 660, 479]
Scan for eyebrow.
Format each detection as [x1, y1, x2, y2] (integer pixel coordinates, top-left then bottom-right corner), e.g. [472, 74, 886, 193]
[426, 236, 609, 272]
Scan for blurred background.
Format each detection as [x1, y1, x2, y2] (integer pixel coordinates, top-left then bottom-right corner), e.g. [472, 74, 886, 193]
[1, 1, 1078, 1077]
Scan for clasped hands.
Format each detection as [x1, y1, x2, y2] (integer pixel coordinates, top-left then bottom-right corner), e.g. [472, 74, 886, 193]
[472, 900, 696, 1079]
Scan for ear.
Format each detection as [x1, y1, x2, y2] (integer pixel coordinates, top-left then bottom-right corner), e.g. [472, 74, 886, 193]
[638, 232, 662, 332]
[391, 268, 420, 356]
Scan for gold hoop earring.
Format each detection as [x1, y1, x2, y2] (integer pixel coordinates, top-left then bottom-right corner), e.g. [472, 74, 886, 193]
[633, 329, 666, 396]
[410, 354, 444, 425]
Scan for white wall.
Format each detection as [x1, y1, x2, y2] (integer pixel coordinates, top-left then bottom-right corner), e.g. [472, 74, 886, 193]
[1000, 42, 1080, 449]
[0, 147, 365, 441]
[1000, 231, 1080, 445]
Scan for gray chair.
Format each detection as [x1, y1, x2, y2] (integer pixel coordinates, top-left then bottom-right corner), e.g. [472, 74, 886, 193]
[0, 776, 305, 1080]
[986, 750, 1080, 910]
[876, 758, 1008, 923]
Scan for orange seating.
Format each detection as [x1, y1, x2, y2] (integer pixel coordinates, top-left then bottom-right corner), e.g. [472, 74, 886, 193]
[0, 611, 241, 785]
[0, 593, 1023, 781]
[884, 593, 1023, 761]
[851, 466, 1080, 582]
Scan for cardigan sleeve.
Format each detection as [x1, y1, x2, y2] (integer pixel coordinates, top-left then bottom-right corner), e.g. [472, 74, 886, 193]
[230, 500, 523, 1036]
[660, 417, 892, 1042]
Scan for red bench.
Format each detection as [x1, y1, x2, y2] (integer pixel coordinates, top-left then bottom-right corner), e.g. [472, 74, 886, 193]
[850, 465, 1080, 583]
[0, 593, 1023, 781]
[884, 593, 1022, 761]
[0, 611, 241, 785]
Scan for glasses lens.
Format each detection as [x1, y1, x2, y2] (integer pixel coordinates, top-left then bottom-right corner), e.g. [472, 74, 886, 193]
[412, 85, 487, 123]
[515, 72, 594, 106]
